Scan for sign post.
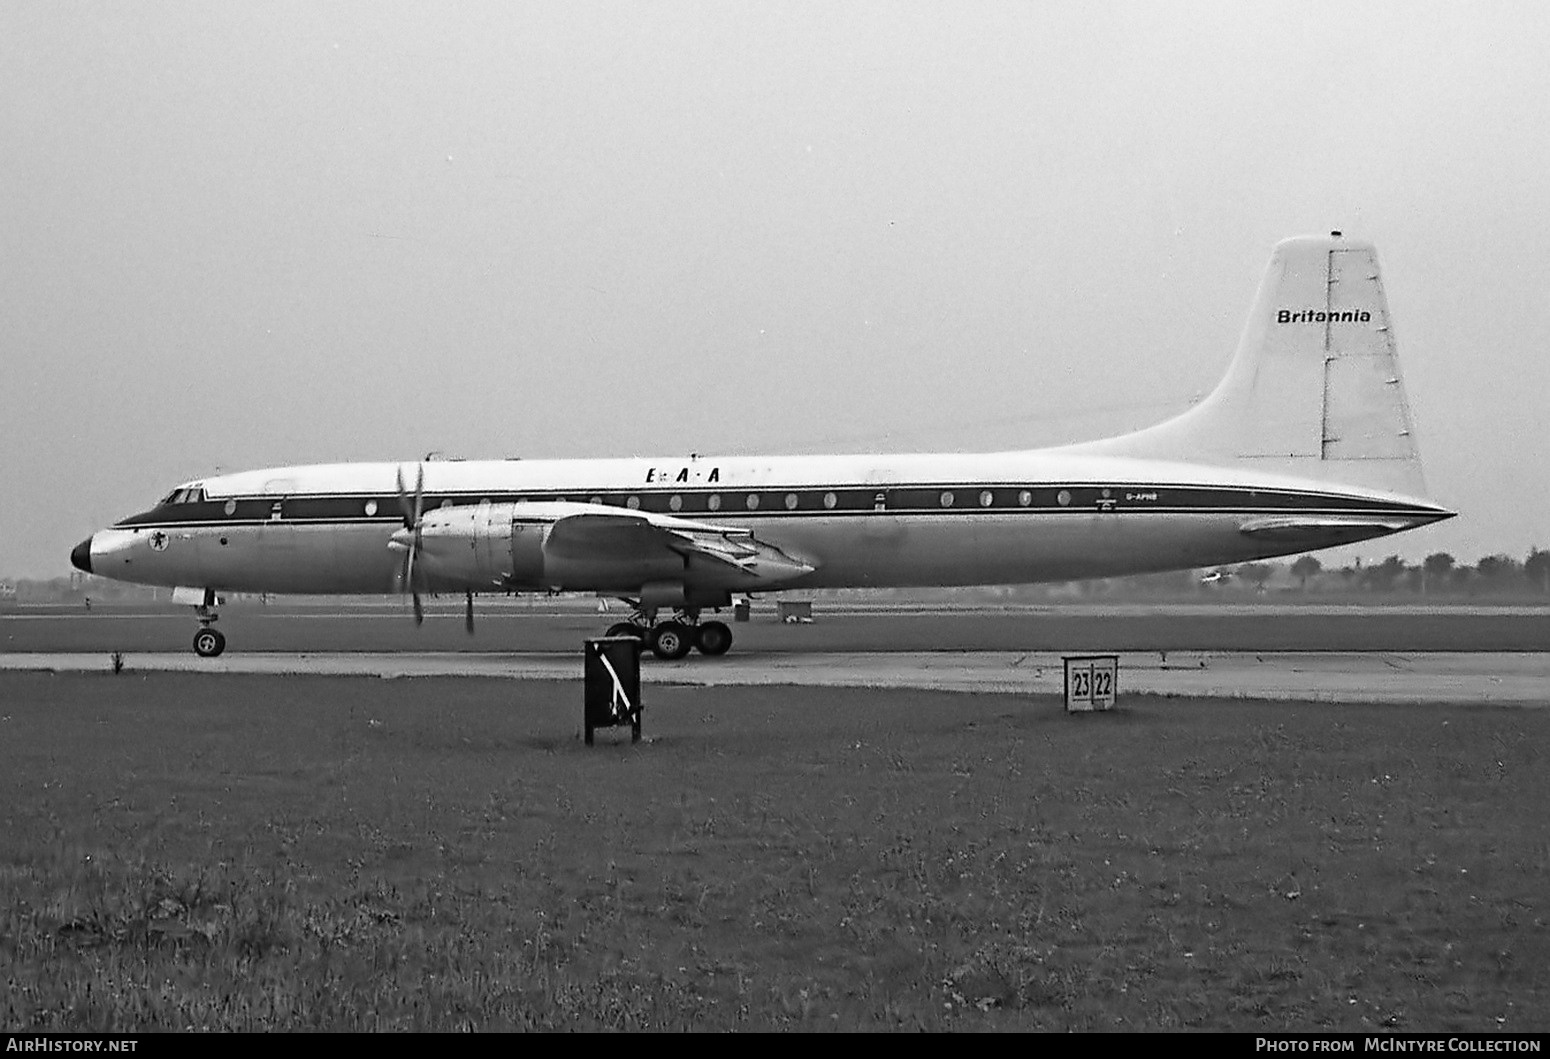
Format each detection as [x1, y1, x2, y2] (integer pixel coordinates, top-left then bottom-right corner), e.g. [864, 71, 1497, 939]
[1063, 654, 1118, 712]
[584, 637, 643, 745]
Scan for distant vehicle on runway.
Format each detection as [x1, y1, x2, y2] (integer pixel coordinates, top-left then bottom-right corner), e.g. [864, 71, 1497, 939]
[72, 233, 1453, 660]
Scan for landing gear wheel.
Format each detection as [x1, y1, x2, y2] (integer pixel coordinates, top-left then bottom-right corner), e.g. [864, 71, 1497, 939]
[193, 628, 225, 658]
[695, 620, 733, 657]
[606, 622, 646, 640]
[649, 621, 693, 661]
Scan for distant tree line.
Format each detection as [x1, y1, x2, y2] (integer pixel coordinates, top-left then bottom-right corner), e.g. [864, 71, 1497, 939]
[835, 546, 1550, 602]
[1112, 546, 1550, 600]
[1239, 548, 1550, 598]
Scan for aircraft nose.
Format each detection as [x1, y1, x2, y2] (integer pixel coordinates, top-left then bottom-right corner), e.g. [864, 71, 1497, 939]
[70, 536, 94, 574]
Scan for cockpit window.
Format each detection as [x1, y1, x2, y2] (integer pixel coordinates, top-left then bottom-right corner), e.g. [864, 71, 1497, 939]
[159, 486, 207, 505]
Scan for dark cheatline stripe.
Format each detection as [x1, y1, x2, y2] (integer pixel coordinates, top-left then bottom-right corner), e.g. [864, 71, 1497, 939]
[111, 482, 1445, 529]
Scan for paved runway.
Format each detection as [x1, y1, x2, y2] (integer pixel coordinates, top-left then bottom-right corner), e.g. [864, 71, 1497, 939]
[6, 602, 1546, 705]
[4, 649, 1546, 705]
[6, 602, 1550, 653]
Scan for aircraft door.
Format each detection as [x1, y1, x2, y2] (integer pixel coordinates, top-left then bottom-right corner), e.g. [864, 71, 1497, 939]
[257, 494, 307, 591]
[861, 479, 906, 542]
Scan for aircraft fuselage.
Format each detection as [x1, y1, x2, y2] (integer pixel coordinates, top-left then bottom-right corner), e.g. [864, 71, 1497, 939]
[79, 449, 1450, 597]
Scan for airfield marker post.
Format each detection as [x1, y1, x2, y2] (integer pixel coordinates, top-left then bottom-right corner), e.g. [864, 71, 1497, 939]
[583, 636, 644, 745]
[1063, 654, 1119, 713]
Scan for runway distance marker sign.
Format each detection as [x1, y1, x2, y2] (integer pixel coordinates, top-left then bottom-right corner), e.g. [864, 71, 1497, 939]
[1064, 655, 1118, 712]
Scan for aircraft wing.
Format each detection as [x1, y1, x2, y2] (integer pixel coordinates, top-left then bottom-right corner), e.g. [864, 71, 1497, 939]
[542, 509, 816, 583]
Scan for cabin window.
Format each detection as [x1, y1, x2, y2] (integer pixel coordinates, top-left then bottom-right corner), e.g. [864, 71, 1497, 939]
[224, 500, 237, 516]
[669, 495, 683, 512]
[784, 493, 799, 510]
[979, 490, 994, 507]
[707, 494, 721, 511]
[823, 492, 837, 510]
[364, 500, 378, 516]
[939, 491, 954, 508]
[589, 496, 602, 505]
[1056, 489, 1072, 507]
[746, 494, 760, 511]
[627, 495, 641, 510]
[1018, 490, 1032, 507]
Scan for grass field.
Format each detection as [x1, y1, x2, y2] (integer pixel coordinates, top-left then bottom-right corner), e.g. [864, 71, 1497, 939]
[2, 672, 1547, 1030]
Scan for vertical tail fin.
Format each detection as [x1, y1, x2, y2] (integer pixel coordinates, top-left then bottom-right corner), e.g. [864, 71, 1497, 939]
[1069, 234, 1429, 497]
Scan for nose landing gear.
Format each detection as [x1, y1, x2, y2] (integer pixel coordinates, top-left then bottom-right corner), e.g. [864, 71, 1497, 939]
[193, 625, 226, 657]
[191, 589, 225, 657]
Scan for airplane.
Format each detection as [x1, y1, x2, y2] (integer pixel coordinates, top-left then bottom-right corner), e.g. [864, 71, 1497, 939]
[70, 233, 1454, 660]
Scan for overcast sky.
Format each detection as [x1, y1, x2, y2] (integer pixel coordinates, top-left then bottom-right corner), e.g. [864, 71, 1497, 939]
[3, 1, 1547, 578]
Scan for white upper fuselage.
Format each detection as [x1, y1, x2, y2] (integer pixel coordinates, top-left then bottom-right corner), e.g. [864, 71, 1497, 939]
[85, 448, 1452, 597]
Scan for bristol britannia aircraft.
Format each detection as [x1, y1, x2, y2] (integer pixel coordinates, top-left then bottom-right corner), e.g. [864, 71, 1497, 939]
[71, 234, 1453, 660]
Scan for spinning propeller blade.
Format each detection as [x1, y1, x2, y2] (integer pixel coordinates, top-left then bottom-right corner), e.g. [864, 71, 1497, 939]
[394, 463, 426, 625]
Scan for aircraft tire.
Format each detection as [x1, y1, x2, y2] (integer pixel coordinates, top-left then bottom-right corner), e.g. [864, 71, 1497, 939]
[695, 621, 733, 656]
[193, 628, 225, 658]
[649, 621, 693, 661]
[605, 622, 645, 640]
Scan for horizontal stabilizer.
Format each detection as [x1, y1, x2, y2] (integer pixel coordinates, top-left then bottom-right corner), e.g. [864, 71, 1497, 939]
[1238, 514, 1422, 548]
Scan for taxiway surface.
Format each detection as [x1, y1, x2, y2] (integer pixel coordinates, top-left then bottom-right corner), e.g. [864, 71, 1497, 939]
[4, 650, 1546, 706]
[4, 602, 1545, 705]
[5, 600, 1550, 652]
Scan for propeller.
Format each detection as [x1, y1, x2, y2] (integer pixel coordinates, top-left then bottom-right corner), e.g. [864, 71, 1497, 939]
[391, 463, 477, 634]
[394, 463, 426, 625]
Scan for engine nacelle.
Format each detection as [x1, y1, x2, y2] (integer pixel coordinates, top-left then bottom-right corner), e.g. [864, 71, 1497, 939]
[410, 501, 687, 593]
[410, 500, 807, 597]
[413, 502, 550, 589]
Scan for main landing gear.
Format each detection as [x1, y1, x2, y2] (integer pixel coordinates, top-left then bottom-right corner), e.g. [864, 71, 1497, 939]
[605, 604, 733, 661]
[191, 591, 225, 657]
